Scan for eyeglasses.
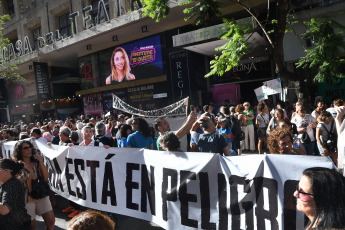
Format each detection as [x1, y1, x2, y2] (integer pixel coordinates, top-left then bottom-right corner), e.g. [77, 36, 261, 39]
[22, 146, 32, 150]
[296, 186, 313, 201]
[244, 105, 249, 107]
[0, 169, 8, 173]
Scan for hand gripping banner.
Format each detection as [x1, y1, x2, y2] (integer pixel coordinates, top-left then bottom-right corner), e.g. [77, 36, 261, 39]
[112, 94, 188, 117]
[2, 140, 336, 229]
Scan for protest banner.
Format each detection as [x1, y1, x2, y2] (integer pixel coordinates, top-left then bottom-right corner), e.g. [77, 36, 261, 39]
[3, 140, 335, 229]
[263, 78, 282, 96]
[254, 86, 268, 102]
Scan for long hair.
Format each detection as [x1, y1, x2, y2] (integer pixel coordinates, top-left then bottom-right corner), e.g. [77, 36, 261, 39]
[303, 167, 345, 228]
[132, 118, 151, 137]
[118, 124, 131, 140]
[110, 47, 131, 81]
[13, 140, 35, 162]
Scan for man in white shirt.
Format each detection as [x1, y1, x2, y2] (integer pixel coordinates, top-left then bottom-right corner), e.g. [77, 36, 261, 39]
[30, 128, 48, 144]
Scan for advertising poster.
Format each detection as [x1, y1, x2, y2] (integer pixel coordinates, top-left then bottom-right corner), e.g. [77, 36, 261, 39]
[102, 89, 127, 115]
[263, 78, 282, 95]
[254, 86, 268, 102]
[83, 93, 103, 116]
[210, 84, 240, 104]
[127, 82, 169, 110]
[103, 35, 163, 85]
[33, 62, 51, 99]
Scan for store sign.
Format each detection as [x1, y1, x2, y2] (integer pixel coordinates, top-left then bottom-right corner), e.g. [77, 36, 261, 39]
[1, 0, 143, 62]
[104, 35, 163, 86]
[169, 51, 191, 101]
[34, 62, 51, 99]
[173, 24, 226, 47]
[81, 64, 97, 81]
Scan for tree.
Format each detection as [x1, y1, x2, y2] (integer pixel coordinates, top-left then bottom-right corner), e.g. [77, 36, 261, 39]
[0, 6, 23, 81]
[142, 0, 345, 101]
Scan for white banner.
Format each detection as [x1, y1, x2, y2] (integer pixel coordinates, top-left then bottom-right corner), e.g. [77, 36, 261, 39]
[3, 140, 335, 230]
[254, 86, 268, 102]
[264, 78, 282, 96]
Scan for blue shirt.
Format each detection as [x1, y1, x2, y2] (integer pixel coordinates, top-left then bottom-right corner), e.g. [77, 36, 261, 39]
[119, 137, 127, 147]
[217, 127, 232, 144]
[127, 131, 154, 149]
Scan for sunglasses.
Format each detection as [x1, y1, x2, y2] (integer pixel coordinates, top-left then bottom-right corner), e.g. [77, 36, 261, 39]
[296, 186, 313, 201]
[22, 146, 32, 150]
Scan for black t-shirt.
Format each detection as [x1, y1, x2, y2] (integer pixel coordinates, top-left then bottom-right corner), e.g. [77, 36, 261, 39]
[192, 133, 228, 154]
[0, 177, 31, 230]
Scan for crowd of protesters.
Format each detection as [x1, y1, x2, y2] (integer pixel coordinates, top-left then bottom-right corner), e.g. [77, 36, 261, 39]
[0, 96, 345, 229]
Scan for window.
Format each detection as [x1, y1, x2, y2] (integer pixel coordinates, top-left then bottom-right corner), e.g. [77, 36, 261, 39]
[59, 13, 72, 37]
[32, 27, 41, 50]
[7, 0, 14, 16]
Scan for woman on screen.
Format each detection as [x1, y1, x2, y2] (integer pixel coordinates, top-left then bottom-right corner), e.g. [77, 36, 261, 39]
[106, 47, 135, 84]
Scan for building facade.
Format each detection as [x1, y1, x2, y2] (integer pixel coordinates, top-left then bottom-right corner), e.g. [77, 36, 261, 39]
[0, 0, 344, 122]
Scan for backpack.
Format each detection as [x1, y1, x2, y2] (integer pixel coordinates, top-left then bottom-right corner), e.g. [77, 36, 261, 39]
[229, 115, 242, 136]
[321, 121, 337, 152]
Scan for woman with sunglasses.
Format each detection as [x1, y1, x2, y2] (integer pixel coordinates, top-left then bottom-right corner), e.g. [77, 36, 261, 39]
[13, 140, 55, 230]
[0, 158, 31, 230]
[294, 167, 345, 229]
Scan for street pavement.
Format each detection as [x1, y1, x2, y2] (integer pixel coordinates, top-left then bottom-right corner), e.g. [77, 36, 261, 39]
[36, 150, 261, 230]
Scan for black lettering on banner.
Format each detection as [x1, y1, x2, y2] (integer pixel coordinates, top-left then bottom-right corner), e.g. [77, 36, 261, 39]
[45, 158, 56, 187]
[218, 173, 228, 230]
[254, 177, 279, 230]
[162, 168, 178, 221]
[179, 170, 198, 228]
[242, 201, 254, 230]
[74, 159, 87, 200]
[86, 160, 99, 202]
[65, 158, 76, 196]
[198, 172, 216, 229]
[102, 162, 117, 206]
[53, 158, 64, 192]
[229, 175, 253, 230]
[283, 180, 299, 230]
[141, 164, 155, 215]
[126, 163, 139, 210]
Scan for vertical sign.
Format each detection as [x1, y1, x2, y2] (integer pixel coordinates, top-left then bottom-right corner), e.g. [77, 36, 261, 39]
[33, 62, 51, 99]
[0, 79, 8, 108]
[169, 50, 191, 101]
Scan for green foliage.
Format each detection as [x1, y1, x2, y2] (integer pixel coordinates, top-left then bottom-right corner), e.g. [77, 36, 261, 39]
[141, 0, 170, 22]
[296, 16, 345, 83]
[179, 0, 221, 25]
[0, 11, 23, 81]
[205, 19, 249, 78]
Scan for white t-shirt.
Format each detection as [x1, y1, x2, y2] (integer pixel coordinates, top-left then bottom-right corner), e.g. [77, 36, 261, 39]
[317, 121, 336, 143]
[291, 114, 317, 142]
[311, 110, 321, 120]
[37, 136, 48, 144]
[256, 113, 269, 128]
